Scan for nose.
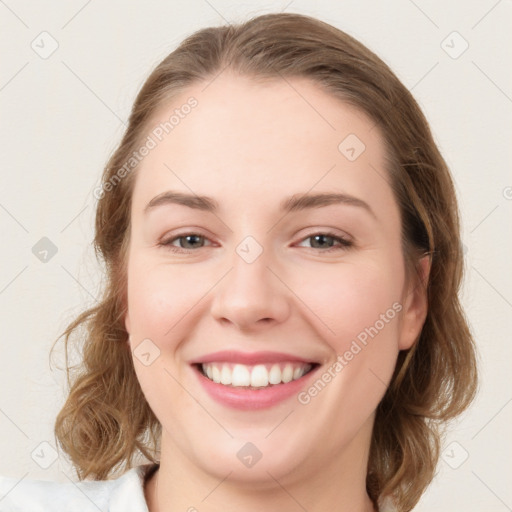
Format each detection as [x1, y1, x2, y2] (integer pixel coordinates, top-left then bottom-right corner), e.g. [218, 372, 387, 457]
[210, 245, 291, 331]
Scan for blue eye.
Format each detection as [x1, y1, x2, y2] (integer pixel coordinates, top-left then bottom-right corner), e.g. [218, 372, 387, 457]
[159, 231, 352, 254]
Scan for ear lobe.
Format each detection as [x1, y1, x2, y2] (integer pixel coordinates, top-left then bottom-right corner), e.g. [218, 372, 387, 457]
[398, 254, 431, 351]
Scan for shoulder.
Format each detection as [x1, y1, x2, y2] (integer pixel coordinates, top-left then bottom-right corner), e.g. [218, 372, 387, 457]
[0, 463, 157, 512]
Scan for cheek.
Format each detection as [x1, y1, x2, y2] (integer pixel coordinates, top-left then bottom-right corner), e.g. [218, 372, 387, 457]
[125, 258, 204, 420]
[296, 260, 404, 353]
[126, 250, 405, 358]
[290, 262, 404, 449]
[126, 258, 208, 342]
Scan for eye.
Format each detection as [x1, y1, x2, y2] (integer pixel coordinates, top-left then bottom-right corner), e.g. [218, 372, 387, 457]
[159, 231, 352, 254]
[159, 233, 212, 253]
[296, 231, 353, 252]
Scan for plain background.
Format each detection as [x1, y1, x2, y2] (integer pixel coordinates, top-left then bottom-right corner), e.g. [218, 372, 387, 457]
[0, 1, 511, 510]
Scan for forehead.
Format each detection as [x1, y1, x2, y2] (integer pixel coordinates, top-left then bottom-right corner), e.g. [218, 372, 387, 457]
[131, 72, 396, 220]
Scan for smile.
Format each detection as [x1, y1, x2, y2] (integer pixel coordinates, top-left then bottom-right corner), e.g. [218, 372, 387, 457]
[200, 362, 314, 388]
[190, 350, 321, 410]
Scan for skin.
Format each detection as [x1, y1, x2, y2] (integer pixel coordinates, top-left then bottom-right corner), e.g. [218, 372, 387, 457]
[124, 72, 430, 512]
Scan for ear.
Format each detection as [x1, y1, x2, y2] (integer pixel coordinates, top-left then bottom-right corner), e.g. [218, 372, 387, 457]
[398, 254, 431, 351]
[125, 311, 131, 346]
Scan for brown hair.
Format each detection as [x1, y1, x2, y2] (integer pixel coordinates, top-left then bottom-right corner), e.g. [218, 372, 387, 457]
[52, 12, 478, 511]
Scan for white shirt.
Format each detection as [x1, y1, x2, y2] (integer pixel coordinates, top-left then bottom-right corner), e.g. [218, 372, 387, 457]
[0, 463, 158, 512]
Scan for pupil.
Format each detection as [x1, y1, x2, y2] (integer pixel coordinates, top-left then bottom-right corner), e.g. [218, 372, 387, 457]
[183, 235, 202, 248]
[313, 234, 332, 248]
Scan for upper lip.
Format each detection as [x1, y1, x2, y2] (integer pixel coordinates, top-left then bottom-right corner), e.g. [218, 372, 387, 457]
[189, 350, 318, 365]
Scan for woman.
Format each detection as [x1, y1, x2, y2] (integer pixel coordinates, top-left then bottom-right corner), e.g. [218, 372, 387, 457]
[0, 12, 477, 512]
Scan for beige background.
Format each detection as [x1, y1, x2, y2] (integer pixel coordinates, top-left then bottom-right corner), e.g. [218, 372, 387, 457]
[0, 0, 511, 510]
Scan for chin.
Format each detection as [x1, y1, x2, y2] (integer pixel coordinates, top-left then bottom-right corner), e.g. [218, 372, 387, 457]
[192, 435, 312, 487]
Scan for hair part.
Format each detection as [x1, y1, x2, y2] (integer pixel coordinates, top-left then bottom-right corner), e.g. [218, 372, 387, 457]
[52, 12, 478, 511]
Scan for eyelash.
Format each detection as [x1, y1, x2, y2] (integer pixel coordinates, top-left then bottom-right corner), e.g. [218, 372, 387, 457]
[158, 231, 353, 254]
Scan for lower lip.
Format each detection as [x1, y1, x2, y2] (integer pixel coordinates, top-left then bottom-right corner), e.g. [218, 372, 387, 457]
[193, 365, 319, 410]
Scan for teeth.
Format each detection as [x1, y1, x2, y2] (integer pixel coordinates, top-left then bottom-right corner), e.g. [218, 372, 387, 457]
[232, 364, 251, 386]
[251, 365, 268, 387]
[220, 365, 232, 385]
[201, 362, 312, 388]
[282, 364, 294, 383]
[268, 364, 281, 385]
[212, 365, 221, 384]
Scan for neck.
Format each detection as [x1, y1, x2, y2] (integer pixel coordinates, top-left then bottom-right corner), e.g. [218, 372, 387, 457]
[145, 422, 377, 512]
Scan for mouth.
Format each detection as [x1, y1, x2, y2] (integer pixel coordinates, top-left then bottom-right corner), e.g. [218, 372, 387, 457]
[196, 361, 316, 389]
[190, 351, 321, 410]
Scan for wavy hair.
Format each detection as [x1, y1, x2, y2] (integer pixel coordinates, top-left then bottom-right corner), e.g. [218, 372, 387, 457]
[52, 12, 478, 511]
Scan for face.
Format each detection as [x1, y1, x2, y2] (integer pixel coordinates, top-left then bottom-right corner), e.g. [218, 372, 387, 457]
[124, 72, 428, 486]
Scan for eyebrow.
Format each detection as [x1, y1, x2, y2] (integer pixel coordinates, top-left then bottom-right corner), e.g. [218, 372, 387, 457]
[144, 190, 376, 219]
